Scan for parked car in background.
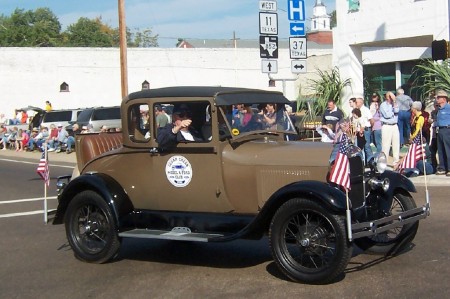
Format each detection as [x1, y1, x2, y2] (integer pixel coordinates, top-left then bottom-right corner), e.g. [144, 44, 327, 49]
[4, 106, 45, 133]
[40, 108, 83, 130]
[74, 106, 121, 132]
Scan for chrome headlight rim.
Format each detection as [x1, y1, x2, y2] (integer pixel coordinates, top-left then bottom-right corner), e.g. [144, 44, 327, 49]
[372, 152, 387, 174]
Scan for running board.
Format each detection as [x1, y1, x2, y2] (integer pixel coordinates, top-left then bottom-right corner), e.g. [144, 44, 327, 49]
[118, 227, 223, 242]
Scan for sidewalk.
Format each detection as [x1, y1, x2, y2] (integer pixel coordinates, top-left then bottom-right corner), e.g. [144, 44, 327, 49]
[0, 148, 76, 164]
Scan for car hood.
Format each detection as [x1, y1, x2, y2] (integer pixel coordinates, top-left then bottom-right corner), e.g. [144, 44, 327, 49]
[222, 139, 333, 167]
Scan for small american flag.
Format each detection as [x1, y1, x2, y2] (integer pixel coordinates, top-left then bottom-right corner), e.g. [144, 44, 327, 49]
[398, 134, 425, 172]
[37, 152, 50, 186]
[329, 133, 351, 190]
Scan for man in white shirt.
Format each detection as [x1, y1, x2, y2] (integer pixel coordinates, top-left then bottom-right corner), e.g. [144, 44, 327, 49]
[356, 97, 374, 163]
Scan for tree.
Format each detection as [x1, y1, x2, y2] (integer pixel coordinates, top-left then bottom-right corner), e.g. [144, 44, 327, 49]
[330, 10, 337, 28]
[0, 8, 61, 47]
[129, 28, 159, 47]
[64, 17, 115, 47]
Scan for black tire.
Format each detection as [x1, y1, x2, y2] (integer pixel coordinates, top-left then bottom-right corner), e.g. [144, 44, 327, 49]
[354, 192, 419, 254]
[269, 198, 352, 284]
[65, 190, 120, 263]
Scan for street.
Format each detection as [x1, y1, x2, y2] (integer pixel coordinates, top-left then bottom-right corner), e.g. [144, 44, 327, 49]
[0, 154, 449, 298]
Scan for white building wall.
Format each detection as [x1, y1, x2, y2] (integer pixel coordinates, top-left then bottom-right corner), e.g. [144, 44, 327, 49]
[0, 47, 331, 118]
[333, 0, 450, 114]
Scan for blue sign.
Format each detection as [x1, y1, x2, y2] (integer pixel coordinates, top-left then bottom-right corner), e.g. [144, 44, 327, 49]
[287, 0, 305, 21]
[289, 22, 305, 36]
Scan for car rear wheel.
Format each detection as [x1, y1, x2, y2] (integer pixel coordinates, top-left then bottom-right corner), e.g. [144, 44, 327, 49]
[269, 198, 352, 284]
[65, 190, 120, 263]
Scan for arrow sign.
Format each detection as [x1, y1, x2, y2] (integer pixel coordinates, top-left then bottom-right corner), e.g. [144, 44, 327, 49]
[291, 60, 307, 73]
[259, 36, 278, 58]
[289, 23, 305, 36]
[261, 59, 278, 73]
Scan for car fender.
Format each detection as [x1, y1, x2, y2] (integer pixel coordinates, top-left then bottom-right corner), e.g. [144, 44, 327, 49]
[214, 180, 348, 241]
[53, 173, 134, 229]
[378, 170, 416, 198]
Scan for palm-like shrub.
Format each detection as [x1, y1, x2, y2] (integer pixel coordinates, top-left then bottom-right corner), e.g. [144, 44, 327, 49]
[411, 59, 450, 104]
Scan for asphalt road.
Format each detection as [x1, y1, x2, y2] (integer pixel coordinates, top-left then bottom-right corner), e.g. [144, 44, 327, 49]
[0, 154, 449, 299]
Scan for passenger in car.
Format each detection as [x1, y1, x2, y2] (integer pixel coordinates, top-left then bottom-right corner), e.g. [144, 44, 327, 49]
[156, 104, 203, 150]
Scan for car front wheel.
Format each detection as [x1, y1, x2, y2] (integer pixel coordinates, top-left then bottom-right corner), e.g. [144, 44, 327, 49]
[65, 190, 120, 263]
[269, 198, 352, 284]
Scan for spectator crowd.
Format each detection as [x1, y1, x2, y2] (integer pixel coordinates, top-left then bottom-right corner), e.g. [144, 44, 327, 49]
[319, 88, 450, 177]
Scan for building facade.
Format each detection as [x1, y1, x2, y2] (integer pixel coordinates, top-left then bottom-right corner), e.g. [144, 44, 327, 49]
[333, 0, 450, 113]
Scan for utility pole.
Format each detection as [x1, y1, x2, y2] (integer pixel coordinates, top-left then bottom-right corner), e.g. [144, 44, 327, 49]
[118, 0, 128, 99]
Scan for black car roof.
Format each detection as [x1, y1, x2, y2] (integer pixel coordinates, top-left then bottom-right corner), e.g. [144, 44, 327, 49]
[126, 86, 290, 106]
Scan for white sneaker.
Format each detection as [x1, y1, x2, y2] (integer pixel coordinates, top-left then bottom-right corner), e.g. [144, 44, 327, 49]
[48, 148, 55, 152]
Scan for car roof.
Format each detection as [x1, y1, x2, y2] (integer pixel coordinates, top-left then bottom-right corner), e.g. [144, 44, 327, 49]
[126, 86, 290, 106]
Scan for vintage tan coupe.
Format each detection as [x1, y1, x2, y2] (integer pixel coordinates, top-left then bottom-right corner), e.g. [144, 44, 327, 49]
[53, 86, 429, 284]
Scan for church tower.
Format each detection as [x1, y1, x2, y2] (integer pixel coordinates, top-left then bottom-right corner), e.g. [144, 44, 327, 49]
[311, 0, 331, 32]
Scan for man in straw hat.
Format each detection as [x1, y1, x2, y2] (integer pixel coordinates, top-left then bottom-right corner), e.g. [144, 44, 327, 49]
[435, 90, 450, 176]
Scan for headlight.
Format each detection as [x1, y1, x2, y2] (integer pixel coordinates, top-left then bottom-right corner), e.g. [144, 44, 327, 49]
[371, 152, 387, 173]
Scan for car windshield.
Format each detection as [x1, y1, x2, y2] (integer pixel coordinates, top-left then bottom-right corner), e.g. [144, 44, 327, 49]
[219, 102, 297, 138]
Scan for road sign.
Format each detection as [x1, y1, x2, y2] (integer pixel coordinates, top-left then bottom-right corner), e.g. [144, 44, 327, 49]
[261, 59, 278, 73]
[259, 12, 278, 35]
[287, 0, 305, 21]
[289, 22, 305, 36]
[291, 60, 307, 73]
[289, 37, 307, 59]
[259, 36, 278, 58]
[259, 1, 277, 11]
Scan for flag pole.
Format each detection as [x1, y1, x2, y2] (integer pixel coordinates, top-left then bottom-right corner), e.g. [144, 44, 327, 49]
[345, 189, 352, 241]
[419, 129, 430, 213]
[44, 144, 48, 224]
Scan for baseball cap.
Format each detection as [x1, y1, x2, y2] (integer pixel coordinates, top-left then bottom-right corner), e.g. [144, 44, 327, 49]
[57, 123, 63, 127]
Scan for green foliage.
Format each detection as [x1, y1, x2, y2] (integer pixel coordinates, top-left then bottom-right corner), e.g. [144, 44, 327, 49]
[0, 7, 159, 48]
[330, 10, 337, 28]
[0, 8, 62, 46]
[65, 17, 115, 47]
[303, 67, 352, 117]
[411, 59, 450, 104]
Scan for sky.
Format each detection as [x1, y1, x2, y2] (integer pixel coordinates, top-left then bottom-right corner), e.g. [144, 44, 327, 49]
[0, 0, 335, 47]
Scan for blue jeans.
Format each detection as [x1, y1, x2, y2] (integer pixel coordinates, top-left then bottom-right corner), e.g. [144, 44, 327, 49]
[363, 128, 374, 162]
[372, 129, 382, 154]
[437, 127, 450, 171]
[66, 136, 75, 150]
[398, 110, 411, 145]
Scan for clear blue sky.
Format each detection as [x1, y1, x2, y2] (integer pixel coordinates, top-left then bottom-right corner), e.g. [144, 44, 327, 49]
[0, 0, 335, 47]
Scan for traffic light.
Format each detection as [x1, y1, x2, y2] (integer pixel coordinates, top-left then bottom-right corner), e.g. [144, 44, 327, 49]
[431, 39, 449, 61]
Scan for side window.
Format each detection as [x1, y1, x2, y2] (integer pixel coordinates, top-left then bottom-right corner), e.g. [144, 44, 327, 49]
[128, 104, 150, 142]
[155, 101, 211, 145]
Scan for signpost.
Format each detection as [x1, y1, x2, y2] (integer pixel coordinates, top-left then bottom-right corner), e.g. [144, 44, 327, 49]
[259, 12, 278, 35]
[291, 60, 307, 73]
[289, 37, 307, 59]
[259, 36, 278, 59]
[259, 1, 277, 11]
[261, 59, 278, 73]
[287, 0, 305, 21]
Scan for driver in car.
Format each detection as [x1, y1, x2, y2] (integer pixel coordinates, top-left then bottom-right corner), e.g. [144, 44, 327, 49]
[156, 104, 203, 150]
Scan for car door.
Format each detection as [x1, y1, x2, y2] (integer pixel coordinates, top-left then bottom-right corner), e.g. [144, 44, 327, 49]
[122, 99, 233, 213]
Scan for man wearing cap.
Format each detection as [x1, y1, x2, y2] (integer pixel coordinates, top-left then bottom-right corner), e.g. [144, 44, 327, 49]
[156, 104, 203, 150]
[54, 123, 68, 153]
[435, 90, 450, 176]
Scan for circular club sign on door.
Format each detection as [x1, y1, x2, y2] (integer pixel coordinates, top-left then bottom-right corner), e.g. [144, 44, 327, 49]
[165, 155, 193, 187]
